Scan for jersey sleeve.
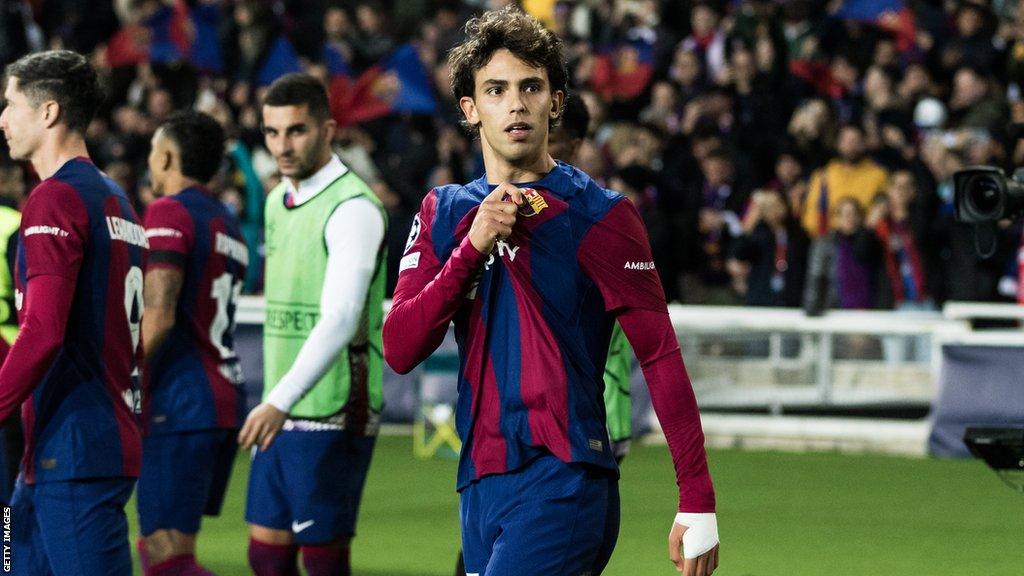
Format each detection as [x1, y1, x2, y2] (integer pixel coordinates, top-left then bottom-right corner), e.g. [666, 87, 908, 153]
[0, 266, 76, 422]
[142, 198, 194, 272]
[580, 197, 716, 513]
[20, 180, 90, 280]
[577, 198, 667, 313]
[383, 189, 485, 374]
[618, 307, 716, 512]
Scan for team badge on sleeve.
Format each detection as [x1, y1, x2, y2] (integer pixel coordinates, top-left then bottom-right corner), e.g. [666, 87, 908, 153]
[404, 215, 421, 254]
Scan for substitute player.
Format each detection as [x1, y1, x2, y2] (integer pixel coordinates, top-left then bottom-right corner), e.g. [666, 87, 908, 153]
[0, 49, 146, 575]
[136, 110, 248, 576]
[384, 8, 719, 576]
[239, 73, 387, 576]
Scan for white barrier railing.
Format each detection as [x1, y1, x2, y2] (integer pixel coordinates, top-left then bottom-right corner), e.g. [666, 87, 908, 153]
[942, 301, 1024, 321]
[236, 296, 1020, 409]
[237, 297, 972, 335]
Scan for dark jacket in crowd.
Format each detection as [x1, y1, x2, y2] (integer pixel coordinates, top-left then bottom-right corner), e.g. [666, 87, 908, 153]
[874, 205, 937, 309]
[732, 222, 809, 307]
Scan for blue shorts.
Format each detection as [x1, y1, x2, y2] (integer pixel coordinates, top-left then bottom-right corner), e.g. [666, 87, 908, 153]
[136, 429, 238, 535]
[460, 454, 620, 576]
[245, 428, 376, 545]
[10, 477, 134, 576]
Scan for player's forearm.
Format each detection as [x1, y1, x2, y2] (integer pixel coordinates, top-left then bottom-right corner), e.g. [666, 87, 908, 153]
[618, 307, 716, 513]
[383, 235, 485, 374]
[265, 291, 367, 413]
[141, 307, 174, 361]
[0, 275, 74, 422]
[141, 267, 184, 362]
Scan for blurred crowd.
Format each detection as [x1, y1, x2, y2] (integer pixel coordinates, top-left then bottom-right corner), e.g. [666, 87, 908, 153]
[2, 0, 1024, 311]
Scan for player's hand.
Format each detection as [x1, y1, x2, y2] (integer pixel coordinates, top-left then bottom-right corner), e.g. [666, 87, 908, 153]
[669, 512, 719, 575]
[238, 402, 288, 451]
[468, 183, 524, 254]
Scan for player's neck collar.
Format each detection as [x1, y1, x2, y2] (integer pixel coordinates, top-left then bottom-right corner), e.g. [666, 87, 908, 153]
[483, 160, 572, 195]
[284, 155, 350, 207]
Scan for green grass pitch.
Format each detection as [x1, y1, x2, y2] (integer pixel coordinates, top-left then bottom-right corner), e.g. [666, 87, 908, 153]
[129, 434, 1024, 575]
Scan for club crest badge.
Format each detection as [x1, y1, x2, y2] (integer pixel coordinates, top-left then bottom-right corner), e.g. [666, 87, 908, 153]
[517, 187, 548, 217]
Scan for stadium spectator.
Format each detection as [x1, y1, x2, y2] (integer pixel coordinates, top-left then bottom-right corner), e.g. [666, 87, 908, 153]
[350, 1, 397, 69]
[826, 53, 862, 124]
[899, 63, 938, 105]
[728, 45, 786, 183]
[0, 1, 41, 65]
[787, 98, 836, 172]
[868, 169, 937, 361]
[943, 2, 1001, 74]
[766, 148, 808, 221]
[668, 45, 708, 106]
[221, 0, 281, 85]
[948, 65, 1007, 133]
[804, 197, 883, 316]
[682, 147, 750, 304]
[862, 64, 903, 117]
[802, 123, 889, 238]
[639, 80, 681, 135]
[729, 189, 809, 308]
[869, 169, 934, 311]
[681, 2, 725, 84]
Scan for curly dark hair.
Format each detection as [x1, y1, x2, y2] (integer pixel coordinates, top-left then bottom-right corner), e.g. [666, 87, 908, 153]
[5, 50, 102, 134]
[447, 6, 567, 132]
[160, 110, 226, 184]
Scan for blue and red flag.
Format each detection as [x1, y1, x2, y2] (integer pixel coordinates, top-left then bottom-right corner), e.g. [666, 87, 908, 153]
[188, 3, 223, 73]
[146, 0, 192, 65]
[834, 0, 903, 20]
[328, 44, 438, 126]
[834, 0, 916, 51]
[323, 42, 352, 78]
[106, 0, 223, 73]
[590, 38, 655, 101]
[256, 35, 304, 87]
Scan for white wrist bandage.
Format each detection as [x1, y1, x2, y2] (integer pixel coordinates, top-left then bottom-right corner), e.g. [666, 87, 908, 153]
[674, 512, 719, 559]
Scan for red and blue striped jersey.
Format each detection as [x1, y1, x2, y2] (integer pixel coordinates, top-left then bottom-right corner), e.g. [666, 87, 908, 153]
[13, 158, 146, 483]
[143, 187, 248, 434]
[386, 162, 715, 511]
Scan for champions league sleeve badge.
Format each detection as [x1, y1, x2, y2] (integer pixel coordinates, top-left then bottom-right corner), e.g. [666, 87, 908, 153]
[514, 187, 548, 218]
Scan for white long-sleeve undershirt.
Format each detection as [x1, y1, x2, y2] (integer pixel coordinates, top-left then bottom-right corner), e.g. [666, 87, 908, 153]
[265, 196, 385, 413]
